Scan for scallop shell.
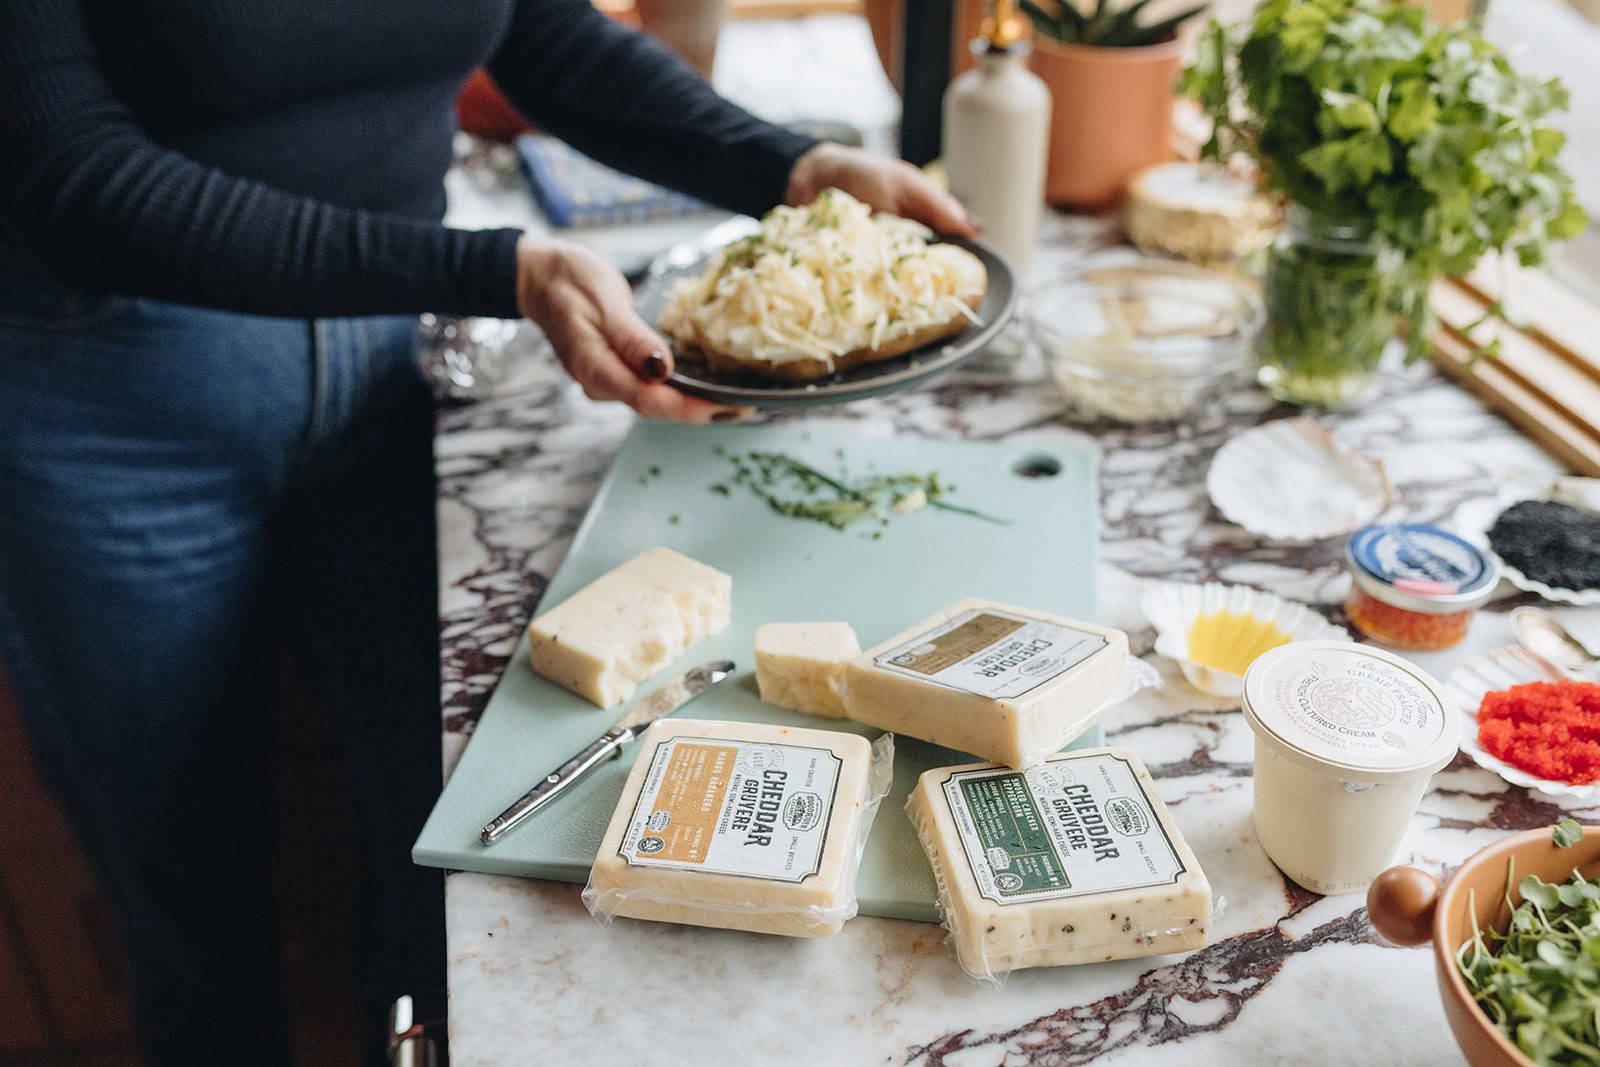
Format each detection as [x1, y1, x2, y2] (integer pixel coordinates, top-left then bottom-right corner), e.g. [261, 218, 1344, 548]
[1140, 582, 1351, 704]
[1207, 417, 1394, 544]
[1450, 477, 1600, 607]
[1444, 644, 1600, 801]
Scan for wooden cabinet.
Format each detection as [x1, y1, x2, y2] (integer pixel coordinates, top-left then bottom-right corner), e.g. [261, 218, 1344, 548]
[0, 670, 138, 1058]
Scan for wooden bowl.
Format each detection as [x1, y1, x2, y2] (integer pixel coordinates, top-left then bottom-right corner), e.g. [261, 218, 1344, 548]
[1367, 826, 1600, 1067]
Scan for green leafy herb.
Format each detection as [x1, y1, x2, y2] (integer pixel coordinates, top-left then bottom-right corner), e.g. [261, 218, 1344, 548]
[1182, 0, 1585, 364]
[1456, 825, 1600, 1064]
[668, 513, 681, 525]
[712, 449, 1008, 531]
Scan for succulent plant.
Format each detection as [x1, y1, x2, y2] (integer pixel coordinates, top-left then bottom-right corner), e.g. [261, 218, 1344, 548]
[1022, 0, 1208, 48]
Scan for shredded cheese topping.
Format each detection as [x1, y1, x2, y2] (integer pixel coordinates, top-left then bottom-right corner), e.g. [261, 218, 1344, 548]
[660, 189, 986, 368]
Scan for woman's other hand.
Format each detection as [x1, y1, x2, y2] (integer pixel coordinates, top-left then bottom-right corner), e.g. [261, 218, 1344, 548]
[516, 236, 746, 423]
[785, 143, 978, 237]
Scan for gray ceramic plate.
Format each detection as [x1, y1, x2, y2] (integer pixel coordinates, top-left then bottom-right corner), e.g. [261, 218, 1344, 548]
[635, 217, 1017, 410]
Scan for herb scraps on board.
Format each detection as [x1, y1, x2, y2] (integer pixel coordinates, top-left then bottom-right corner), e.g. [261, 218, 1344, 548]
[1457, 820, 1599, 1066]
[710, 447, 1008, 531]
[1487, 500, 1600, 592]
[1477, 680, 1600, 786]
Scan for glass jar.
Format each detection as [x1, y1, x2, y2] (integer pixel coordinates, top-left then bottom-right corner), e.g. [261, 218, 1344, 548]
[1257, 206, 1404, 407]
[1343, 524, 1500, 652]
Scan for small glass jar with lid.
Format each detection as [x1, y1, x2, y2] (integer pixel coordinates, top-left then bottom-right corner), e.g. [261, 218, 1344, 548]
[1343, 524, 1500, 652]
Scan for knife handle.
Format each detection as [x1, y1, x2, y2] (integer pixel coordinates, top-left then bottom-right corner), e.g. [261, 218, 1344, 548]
[480, 725, 633, 845]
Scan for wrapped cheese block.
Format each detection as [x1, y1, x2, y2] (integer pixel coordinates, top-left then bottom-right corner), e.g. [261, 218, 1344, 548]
[754, 621, 860, 718]
[527, 546, 731, 709]
[907, 746, 1211, 983]
[844, 599, 1134, 768]
[584, 719, 893, 937]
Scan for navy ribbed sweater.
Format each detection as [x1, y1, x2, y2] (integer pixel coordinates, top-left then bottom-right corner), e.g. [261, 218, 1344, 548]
[0, 0, 814, 318]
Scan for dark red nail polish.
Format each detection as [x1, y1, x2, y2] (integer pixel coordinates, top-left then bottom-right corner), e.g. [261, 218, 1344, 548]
[643, 352, 670, 381]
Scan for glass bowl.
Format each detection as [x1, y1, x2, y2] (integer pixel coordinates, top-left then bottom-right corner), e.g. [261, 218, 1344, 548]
[1030, 257, 1264, 423]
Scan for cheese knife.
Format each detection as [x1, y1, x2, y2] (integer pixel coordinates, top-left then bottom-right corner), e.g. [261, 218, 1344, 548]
[479, 659, 736, 846]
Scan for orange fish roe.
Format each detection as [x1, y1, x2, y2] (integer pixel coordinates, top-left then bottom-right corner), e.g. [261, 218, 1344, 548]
[1477, 681, 1600, 784]
[1346, 585, 1474, 651]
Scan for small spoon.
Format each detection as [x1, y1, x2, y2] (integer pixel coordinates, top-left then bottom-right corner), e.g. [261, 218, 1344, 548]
[1511, 606, 1599, 675]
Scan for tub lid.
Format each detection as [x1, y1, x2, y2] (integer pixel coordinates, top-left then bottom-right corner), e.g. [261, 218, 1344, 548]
[1241, 641, 1460, 783]
[1345, 523, 1499, 615]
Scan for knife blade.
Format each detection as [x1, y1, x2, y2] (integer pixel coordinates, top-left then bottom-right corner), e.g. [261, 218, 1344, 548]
[478, 660, 735, 846]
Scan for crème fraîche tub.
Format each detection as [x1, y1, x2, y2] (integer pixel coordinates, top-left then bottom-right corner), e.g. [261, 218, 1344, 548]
[1242, 641, 1459, 896]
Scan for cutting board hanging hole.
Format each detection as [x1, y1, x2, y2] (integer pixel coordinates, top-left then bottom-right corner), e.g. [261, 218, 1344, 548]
[1012, 454, 1062, 479]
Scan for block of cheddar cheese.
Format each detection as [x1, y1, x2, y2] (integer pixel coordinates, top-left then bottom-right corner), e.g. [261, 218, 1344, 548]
[755, 621, 859, 718]
[527, 546, 731, 709]
[584, 718, 889, 937]
[907, 746, 1211, 982]
[843, 598, 1130, 768]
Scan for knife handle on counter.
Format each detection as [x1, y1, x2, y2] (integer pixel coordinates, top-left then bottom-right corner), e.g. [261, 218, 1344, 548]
[480, 724, 634, 845]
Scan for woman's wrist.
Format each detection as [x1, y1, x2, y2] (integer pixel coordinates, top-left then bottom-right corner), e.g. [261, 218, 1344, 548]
[785, 142, 850, 207]
[515, 233, 557, 321]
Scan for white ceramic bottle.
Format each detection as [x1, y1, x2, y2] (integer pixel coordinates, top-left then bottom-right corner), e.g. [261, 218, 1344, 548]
[941, 0, 1051, 277]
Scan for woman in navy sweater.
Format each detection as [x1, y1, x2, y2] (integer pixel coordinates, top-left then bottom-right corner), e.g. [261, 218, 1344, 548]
[0, 1, 971, 1062]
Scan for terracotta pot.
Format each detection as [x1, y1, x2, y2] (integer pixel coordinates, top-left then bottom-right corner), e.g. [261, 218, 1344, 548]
[635, 0, 727, 79]
[1029, 35, 1183, 210]
[1367, 826, 1600, 1067]
[456, 70, 536, 143]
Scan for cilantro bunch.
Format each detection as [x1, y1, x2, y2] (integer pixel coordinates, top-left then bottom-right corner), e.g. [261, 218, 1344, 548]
[1184, 0, 1586, 361]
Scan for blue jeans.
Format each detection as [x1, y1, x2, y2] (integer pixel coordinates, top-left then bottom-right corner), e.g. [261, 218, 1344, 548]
[0, 280, 446, 1066]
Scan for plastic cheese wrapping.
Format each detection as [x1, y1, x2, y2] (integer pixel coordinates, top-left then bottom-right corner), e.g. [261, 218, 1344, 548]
[907, 747, 1211, 984]
[844, 599, 1158, 768]
[584, 719, 893, 937]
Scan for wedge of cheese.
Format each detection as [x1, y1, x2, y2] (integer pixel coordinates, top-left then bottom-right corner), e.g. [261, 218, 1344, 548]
[755, 622, 860, 718]
[843, 598, 1130, 768]
[907, 747, 1211, 981]
[585, 719, 884, 937]
[527, 547, 731, 708]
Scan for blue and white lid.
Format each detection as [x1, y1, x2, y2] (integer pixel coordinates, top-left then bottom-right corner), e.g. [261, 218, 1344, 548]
[1345, 523, 1499, 614]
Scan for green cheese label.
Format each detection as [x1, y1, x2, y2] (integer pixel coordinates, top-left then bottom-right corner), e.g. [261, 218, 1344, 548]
[957, 775, 1070, 896]
[942, 753, 1185, 905]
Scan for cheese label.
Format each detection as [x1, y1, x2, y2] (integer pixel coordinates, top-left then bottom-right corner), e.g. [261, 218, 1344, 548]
[941, 753, 1185, 904]
[618, 737, 842, 883]
[874, 608, 1108, 699]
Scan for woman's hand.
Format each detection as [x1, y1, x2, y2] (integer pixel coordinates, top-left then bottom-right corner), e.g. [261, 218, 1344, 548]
[785, 143, 978, 237]
[516, 235, 745, 423]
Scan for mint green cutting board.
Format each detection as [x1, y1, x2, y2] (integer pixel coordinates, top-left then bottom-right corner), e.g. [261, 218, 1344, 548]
[413, 422, 1101, 923]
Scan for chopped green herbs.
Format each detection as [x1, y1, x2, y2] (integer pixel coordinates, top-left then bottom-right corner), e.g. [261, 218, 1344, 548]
[1457, 822, 1600, 1064]
[712, 449, 1008, 531]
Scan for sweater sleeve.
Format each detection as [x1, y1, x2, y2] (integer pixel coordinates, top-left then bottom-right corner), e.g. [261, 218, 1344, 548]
[0, 0, 525, 318]
[487, 0, 817, 219]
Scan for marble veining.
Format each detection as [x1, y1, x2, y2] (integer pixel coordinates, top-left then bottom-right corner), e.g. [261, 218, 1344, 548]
[430, 70, 1597, 1067]
[434, 254, 1597, 1064]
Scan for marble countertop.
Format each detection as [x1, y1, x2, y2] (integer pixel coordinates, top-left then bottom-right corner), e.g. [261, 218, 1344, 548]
[430, 206, 1600, 1065]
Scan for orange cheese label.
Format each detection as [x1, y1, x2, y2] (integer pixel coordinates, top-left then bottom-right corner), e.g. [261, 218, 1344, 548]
[648, 743, 736, 865]
[619, 737, 842, 882]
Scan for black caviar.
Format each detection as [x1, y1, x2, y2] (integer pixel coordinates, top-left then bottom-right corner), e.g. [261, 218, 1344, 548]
[1486, 499, 1600, 591]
